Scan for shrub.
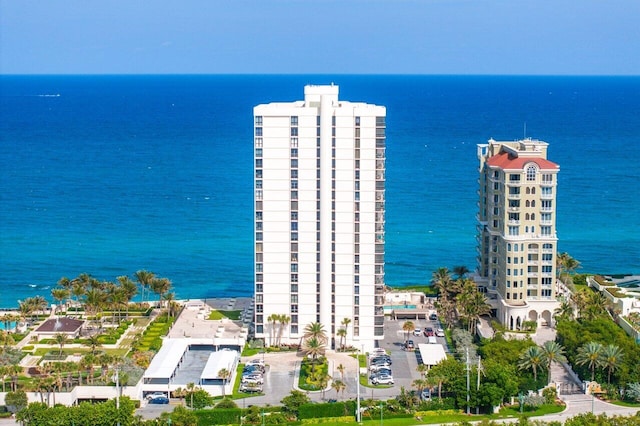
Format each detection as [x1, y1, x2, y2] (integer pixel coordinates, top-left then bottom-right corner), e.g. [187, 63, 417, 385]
[543, 387, 558, 404]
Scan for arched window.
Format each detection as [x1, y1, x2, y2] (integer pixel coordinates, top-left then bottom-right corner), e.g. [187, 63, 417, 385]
[531, 213, 535, 220]
[526, 165, 537, 181]
[526, 200, 530, 207]
[531, 188, 536, 195]
[526, 187, 531, 195]
[531, 200, 536, 207]
[525, 213, 530, 220]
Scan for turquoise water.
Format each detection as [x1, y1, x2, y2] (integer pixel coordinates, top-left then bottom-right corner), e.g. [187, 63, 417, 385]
[1, 75, 639, 308]
[384, 305, 418, 310]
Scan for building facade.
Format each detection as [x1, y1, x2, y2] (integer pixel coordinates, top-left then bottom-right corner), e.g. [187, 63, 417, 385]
[253, 85, 386, 351]
[476, 138, 560, 330]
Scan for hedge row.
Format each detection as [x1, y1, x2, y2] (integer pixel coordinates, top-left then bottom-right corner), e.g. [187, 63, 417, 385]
[194, 408, 242, 424]
[298, 401, 355, 419]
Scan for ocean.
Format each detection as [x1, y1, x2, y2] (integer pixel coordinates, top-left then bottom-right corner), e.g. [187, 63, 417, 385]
[1, 75, 639, 309]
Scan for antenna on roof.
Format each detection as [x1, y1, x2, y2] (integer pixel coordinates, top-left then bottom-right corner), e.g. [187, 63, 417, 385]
[523, 122, 527, 139]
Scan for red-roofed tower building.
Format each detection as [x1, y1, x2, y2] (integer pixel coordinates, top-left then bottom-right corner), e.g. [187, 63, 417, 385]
[476, 138, 561, 330]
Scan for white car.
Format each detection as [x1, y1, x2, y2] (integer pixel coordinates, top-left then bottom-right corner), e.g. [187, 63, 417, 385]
[242, 374, 264, 385]
[371, 374, 394, 385]
[370, 348, 387, 357]
[246, 358, 265, 366]
[436, 328, 445, 337]
[413, 328, 422, 336]
[146, 392, 167, 401]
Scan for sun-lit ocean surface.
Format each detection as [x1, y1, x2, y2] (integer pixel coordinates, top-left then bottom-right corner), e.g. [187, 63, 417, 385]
[1, 75, 639, 308]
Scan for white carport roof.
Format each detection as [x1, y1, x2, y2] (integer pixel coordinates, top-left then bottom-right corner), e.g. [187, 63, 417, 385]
[417, 343, 447, 366]
[201, 349, 239, 380]
[144, 339, 189, 380]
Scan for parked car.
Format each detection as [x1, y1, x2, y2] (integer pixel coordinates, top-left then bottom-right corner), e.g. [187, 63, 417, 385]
[428, 335, 437, 344]
[435, 327, 445, 337]
[246, 358, 265, 366]
[371, 348, 387, 356]
[243, 365, 264, 374]
[413, 328, 422, 336]
[242, 375, 264, 385]
[424, 327, 434, 337]
[429, 313, 438, 321]
[403, 340, 415, 351]
[369, 362, 392, 372]
[371, 373, 394, 385]
[146, 392, 167, 401]
[148, 396, 170, 404]
[370, 355, 392, 365]
[421, 389, 431, 401]
[239, 383, 263, 393]
[369, 368, 392, 380]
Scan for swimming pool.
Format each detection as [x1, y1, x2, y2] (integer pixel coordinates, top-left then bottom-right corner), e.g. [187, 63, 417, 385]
[384, 304, 417, 310]
[617, 280, 640, 288]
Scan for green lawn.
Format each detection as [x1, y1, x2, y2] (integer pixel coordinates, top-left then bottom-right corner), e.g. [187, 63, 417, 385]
[208, 309, 243, 320]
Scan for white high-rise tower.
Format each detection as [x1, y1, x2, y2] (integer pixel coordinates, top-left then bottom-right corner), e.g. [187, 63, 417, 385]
[253, 85, 386, 351]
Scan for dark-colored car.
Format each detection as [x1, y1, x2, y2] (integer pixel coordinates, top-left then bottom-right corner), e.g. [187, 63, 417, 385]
[370, 355, 392, 365]
[403, 340, 415, 351]
[148, 396, 169, 404]
[429, 313, 438, 321]
[424, 327, 434, 337]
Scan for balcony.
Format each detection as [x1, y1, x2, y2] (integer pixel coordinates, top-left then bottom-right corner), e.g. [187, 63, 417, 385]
[540, 206, 553, 212]
[508, 193, 521, 199]
[540, 220, 552, 225]
[508, 206, 520, 212]
[540, 193, 553, 200]
[375, 172, 385, 180]
[508, 219, 520, 225]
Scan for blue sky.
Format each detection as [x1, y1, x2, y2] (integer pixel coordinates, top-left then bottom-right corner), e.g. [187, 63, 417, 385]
[2, 0, 639, 75]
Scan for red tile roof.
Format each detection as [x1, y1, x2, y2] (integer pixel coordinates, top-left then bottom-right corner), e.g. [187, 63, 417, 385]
[486, 152, 559, 170]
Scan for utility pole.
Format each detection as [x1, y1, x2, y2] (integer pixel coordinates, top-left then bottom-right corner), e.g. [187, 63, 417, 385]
[476, 355, 481, 415]
[356, 346, 362, 423]
[466, 348, 470, 415]
[115, 364, 120, 426]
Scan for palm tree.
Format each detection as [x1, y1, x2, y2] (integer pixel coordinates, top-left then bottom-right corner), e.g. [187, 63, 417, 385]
[453, 265, 470, 279]
[412, 378, 428, 396]
[83, 334, 102, 355]
[8, 364, 22, 392]
[340, 318, 351, 347]
[457, 279, 491, 334]
[303, 322, 327, 343]
[163, 292, 176, 319]
[186, 382, 196, 408]
[0, 366, 7, 392]
[336, 363, 346, 381]
[402, 321, 415, 340]
[267, 314, 279, 347]
[336, 328, 347, 351]
[51, 288, 70, 315]
[277, 314, 290, 346]
[54, 333, 69, 357]
[576, 342, 603, 381]
[151, 277, 172, 309]
[518, 346, 546, 382]
[431, 267, 453, 297]
[331, 379, 346, 400]
[601, 344, 624, 384]
[134, 270, 155, 304]
[541, 341, 567, 384]
[426, 370, 446, 400]
[81, 354, 96, 384]
[117, 275, 138, 319]
[554, 299, 574, 322]
[416, 363, 429, 378]
[302, 337, 326, 371]
[218, 368, 231, 397]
